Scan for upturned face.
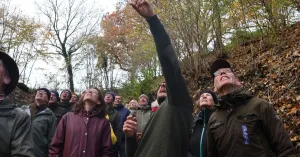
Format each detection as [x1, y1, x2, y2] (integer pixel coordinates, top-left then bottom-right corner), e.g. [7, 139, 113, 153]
[35, 90, 49, 105]
[138, 96, 148, 105]
[104, 94, 114, 104]
[199, 93, 214, 108]
[69, 94, 78, 103]
[213, 68, 241, 93]
[157, 82, 167, 99]
[60, 90, 71, 101]
[83, 88, 100, 105]
[49, 93, 58, 104]
[0, 60, 10, 90]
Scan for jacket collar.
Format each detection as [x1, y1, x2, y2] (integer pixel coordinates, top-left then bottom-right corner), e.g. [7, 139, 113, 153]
[216, 89, 253, 109]
[114, 104, 124, 110]
[36, 104, 47, 113]
[0, 97, 16, 109]
[79, 109, 103, 118]
[60, 101, 71, 108]
[137, 105, 151, 111]
[48, 102, 59, 110]
[194, 108, 214, 123]
[35, 107, 52, 116]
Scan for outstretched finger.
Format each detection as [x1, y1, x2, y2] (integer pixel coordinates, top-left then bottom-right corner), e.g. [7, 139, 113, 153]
[136, 0, 143, 7]
[138, 0, 146, 7]
[130, 3, 139, 12]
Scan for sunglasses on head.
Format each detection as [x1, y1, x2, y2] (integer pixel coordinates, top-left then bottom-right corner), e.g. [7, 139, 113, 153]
[214, 68, 232, 77]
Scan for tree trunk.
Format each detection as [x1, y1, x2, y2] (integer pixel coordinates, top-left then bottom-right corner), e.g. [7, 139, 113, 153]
[65, 56, 75, 92]
[212, 0, 224, 55]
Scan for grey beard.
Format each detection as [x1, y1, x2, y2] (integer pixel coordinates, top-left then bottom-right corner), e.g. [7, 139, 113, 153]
[157, 96, 166, 105]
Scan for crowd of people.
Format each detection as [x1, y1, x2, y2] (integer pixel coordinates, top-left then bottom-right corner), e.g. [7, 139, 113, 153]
[0, 0, 298, 157]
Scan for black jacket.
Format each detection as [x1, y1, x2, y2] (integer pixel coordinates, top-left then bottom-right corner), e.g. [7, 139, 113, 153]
[108, 105, 122, 156]
[188, 108, 214, 157]
[0, 97, 34, 157]
[48, 102, 67, 125]
[59, 101, 72, 112]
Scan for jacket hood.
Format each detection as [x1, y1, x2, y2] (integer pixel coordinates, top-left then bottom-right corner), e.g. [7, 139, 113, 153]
[216, 89, 253, 109]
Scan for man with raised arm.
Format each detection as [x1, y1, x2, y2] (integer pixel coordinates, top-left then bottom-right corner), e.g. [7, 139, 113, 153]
[123, 1, 193, 157]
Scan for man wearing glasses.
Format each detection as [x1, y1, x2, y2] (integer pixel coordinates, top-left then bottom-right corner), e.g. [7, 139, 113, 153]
[0, 51, 34, 156]
[32, 88, 56, 157]
[207, 59, 296, 157]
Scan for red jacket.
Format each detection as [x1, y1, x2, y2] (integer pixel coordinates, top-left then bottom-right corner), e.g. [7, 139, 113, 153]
[49, 111, 113, 157]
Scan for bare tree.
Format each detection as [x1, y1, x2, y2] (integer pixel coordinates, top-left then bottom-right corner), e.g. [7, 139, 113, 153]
[36, 0, 101, 91]
[0, 1, 42, 84]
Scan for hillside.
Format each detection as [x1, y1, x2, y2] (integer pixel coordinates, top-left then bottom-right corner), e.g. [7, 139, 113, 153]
[182, 22, 300, 152]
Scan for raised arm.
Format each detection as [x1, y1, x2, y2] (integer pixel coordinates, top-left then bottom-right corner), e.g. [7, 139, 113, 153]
[130, 0, 192, 107]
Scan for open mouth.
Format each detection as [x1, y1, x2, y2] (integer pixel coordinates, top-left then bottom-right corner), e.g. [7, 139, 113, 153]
[220, 76, 229, 81]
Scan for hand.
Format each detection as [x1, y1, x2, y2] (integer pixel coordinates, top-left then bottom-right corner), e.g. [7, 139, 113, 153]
[130, 0, 154, 19]
[123, 115, 137, 137]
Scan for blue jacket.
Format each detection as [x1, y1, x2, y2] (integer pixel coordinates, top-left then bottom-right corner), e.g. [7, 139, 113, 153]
[114, 104, 131, 141]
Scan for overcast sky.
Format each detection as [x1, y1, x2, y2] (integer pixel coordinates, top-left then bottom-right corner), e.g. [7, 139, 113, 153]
[9, 0, 124, 91]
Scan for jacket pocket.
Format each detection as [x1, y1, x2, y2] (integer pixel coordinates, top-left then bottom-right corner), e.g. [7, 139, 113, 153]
[209, 120, 225, 141]
[236, 114, 266, 156]
[237, 114, 259, 137]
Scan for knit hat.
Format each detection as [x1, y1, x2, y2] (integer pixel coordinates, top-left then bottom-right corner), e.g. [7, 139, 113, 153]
[39, 88, 51, 101]
[105, 91, 116, 101]
[139, 94, 149, 100]
[51, 90, 60, 102]
[60, 89, 72, 99]
[210, 59, 232, 78]
[199, 90, 218, 104]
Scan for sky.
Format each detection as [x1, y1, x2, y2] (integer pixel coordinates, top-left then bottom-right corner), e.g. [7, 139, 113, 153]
[9, 0, 125, 91]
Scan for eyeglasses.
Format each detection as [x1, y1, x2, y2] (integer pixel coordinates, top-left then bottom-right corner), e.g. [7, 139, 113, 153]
[214, 68, 232, 77]
[0, 60, 9, 76]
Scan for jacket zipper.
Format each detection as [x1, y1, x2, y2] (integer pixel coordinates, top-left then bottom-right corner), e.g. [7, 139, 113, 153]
[200, 109, 206, 157]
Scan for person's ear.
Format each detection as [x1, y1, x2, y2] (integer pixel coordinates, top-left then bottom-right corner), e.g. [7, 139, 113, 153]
[3, 76, 11, 85]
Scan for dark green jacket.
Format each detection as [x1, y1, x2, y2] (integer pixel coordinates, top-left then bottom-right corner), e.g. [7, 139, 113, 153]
[32, 105, 56, 157]
[135, 105, 153, 133]
[207, 90, 296, 157]
[48, 102, 67, 125]
[125, 15, 193, 157]
[0, 97, 34, 157]
[59, 101, 72, 112]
